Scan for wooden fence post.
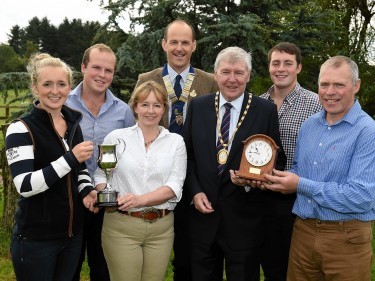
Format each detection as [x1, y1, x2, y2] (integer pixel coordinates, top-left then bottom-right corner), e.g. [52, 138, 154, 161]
[1, 124, 17, 230]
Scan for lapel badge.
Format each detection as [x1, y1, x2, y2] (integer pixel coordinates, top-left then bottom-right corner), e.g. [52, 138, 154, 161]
[189, 90, 197, 97]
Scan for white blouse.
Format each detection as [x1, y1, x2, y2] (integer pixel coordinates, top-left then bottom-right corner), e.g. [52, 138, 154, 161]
[93, 124, 187, 211]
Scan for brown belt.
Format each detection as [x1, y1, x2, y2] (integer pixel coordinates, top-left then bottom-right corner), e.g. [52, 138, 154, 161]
[299, 217, 372, 228]
[118, 208, 170, 223]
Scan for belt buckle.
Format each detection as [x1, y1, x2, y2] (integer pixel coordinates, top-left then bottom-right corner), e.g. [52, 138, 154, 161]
[141, 208, 160, 223]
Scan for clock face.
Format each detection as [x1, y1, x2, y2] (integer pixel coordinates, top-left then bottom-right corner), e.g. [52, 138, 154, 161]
[245, 139, 273, 167]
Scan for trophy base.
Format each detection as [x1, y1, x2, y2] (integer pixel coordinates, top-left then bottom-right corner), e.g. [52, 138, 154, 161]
[95, 202, 119, 207]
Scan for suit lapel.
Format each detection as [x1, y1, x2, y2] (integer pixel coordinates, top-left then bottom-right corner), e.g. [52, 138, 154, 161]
[188, 69, 199, 103]
[154, 69, 170, 128]
[205, 96, 219, 167]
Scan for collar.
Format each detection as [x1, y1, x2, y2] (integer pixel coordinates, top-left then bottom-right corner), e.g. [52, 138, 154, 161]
[69, 81, 119, 105]
[130, 123, 169, 138]
[166, 64, 194, 84]
[218, 92, 244, 114]
[317, 99, 360, 126]
[33, 100, 82, 123]
[265, 83, 301, 105]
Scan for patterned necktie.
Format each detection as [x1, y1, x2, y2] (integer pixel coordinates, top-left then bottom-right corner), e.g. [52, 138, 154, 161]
[169, 75, 183, 135]
[217, 103, 232, 175]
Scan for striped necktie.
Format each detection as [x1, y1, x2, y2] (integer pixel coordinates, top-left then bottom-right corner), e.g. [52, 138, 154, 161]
[217, 103, 232, 175]
[169, 75, 183, 135]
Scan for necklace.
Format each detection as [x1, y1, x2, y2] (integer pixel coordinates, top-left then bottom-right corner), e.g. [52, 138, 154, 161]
[162, 66, 196, 104]
[144, 130, 160, 147]
[215, 92, 252, 164]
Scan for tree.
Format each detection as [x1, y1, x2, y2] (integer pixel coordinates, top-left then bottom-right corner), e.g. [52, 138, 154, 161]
[94, 0, 335, 89]
[23, 17, 43, 49]
[8, 17, 59, 58]
[0, 45, 24, 73]
[6, 17, 102, 70]
[92, 0, 374, 117]
[56, 18, 102, 70]
[38, 18, 59, 57]
[319, 0, 375, 63]
[8, 25, 25, 56]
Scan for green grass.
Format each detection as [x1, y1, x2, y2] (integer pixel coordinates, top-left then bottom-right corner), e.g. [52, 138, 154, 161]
[0, 227, 173, 281]
[2, 227, 374, 281]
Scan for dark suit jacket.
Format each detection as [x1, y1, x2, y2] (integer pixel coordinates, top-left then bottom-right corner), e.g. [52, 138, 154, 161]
[183, 92, 286, 251]
[136, 67, 218, 128]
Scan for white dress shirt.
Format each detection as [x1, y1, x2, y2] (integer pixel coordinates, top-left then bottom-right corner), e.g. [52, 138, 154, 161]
[94, 124, 187, 211]
[216, 92, 244, 151]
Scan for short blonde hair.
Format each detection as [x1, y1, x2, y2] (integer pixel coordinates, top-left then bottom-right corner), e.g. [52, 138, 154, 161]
[82, 43, 116, 67]
[129, 81, 169, 114]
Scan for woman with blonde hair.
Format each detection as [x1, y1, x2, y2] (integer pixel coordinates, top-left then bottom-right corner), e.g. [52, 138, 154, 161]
[5, 53, 98, 281]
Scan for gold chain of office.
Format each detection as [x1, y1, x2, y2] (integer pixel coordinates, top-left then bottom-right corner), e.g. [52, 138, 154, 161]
[215, 91, 252, 164]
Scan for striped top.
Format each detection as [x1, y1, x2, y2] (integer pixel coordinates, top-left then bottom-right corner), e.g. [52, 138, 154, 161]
[6, 121, 92, 197]
[290, 100, 375, 221]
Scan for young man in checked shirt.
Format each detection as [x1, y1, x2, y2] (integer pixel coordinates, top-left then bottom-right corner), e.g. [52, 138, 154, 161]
[259, 42, 322, 281]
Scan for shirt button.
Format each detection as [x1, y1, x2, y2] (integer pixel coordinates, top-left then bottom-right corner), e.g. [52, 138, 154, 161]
[314, 162, 317, 165]
[328, 127, 331, 130]
[308, 200, 311, 203]
[319, 143, 323, 146]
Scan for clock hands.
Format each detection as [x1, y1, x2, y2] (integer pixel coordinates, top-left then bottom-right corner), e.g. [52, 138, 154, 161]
[248, 147, 260, 155]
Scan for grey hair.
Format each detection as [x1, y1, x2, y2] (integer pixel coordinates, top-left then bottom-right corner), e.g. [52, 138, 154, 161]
[319, 56, 359, 85]
[214, 47, 252, 73]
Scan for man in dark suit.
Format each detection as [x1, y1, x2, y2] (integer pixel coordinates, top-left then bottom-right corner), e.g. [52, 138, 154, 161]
[183, 46, 286, 281]
[135, 19, 218, 281]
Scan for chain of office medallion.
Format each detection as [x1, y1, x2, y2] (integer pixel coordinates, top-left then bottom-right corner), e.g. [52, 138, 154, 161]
[215, 91, 252, 148]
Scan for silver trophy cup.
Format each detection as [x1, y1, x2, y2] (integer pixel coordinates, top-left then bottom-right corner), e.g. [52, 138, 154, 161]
[96, 139, 125, 207]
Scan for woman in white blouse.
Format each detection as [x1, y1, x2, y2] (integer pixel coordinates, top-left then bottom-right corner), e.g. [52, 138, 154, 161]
[94, 80, 187, 281]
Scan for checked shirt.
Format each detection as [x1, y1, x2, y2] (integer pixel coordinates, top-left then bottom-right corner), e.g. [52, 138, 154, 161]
[260, 83, 322, 170]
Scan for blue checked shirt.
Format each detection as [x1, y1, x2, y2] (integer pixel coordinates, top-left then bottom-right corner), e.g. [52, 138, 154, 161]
[290, 100, 375, 221]
[66, 82, 135, 177]
[261, 83, 322, 170]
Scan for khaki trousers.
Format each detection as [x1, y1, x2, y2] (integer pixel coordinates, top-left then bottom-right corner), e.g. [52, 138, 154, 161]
[102, 211, 174, 281]
[287, 217, 373, 281]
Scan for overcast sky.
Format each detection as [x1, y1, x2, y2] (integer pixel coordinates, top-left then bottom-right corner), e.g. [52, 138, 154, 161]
[0, 0, 110, 44]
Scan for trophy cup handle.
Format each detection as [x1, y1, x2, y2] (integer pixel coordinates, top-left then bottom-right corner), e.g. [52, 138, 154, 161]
[117, 138, 126, 154]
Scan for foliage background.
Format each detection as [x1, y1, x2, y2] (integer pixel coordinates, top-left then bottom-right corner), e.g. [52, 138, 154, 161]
[0, 0, 375, 280]
[0, 0, 374, 117]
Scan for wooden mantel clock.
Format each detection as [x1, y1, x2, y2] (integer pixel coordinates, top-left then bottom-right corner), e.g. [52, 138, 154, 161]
[237, 134, 279, 181]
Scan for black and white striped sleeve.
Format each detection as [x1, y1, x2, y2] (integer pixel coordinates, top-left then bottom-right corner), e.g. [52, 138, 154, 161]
[78, 168, 94, 198]
[5, 121, 78, 198]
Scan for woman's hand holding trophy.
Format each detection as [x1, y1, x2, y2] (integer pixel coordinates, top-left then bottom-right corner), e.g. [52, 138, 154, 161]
[96, 139, 125, 207]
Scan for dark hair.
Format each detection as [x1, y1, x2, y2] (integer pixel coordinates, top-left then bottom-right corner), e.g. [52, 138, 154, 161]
[268, 42, 302, 66]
